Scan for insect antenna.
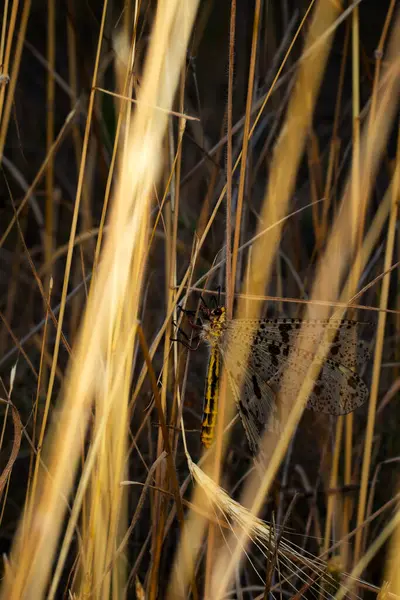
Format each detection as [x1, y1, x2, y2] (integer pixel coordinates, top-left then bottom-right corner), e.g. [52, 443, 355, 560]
[199, 294, 209, 309]
[202, 287, 222, 309]
[215, 286, 221, 307]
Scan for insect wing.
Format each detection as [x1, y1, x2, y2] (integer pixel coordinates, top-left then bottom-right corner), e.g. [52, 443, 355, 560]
[219, 320, 369, 454]
[264, 348, 370, 415]
[227, 318, 370, 371]
[222, 353, 280, 455]
[219, 326, 285, 454]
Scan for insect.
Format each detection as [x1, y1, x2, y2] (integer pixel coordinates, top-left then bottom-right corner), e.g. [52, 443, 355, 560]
[179, 299, 370, 455]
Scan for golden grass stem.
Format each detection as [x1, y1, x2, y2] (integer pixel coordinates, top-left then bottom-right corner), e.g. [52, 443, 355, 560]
[0, 0, 31, 158]
[340, 3, 361, 569]
[92, 24, 139, 277]
[150, 60, 188, 600]
[0, 0, 10, 91]
[337, 503, 400, 599]
[23, 278, 53, 531]
[354, 124, 400, 563]
[323, 417, 343, 554]
[45, 0, 55, 272]
[230, 0, 261, 308]
[322, 16, 349, 239]
[225, 0, 236, 319]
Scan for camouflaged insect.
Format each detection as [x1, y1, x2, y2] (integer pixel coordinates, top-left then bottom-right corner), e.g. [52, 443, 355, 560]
[196, 304, 370, 455]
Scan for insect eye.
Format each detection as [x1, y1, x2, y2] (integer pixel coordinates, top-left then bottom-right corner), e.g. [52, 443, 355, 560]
[213, 307, 222, 316]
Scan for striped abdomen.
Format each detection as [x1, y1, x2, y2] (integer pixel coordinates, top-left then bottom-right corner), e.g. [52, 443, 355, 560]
[201, 345, 220, 448]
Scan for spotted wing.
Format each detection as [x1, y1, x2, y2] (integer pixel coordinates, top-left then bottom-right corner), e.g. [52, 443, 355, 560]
[264, 347, 369, 414]
[223, 356, 280, 455]
[226, 318, 370, 371]
[219, 333, 287, 454]
[220, 322, 369, 454]
[246, 340, 369, 413]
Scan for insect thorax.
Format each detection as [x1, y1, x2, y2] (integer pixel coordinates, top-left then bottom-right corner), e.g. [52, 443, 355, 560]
[199, 306, 227, 346]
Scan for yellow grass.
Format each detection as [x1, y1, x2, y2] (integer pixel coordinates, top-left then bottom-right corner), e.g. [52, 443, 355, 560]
[0, 1, 198, 597]
[0, 1, 400, 598]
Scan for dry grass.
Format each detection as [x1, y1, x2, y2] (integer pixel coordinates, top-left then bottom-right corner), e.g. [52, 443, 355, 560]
[0, 1, 400, 598]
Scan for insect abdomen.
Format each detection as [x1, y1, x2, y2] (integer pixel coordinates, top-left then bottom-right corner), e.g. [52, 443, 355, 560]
[201, 346, 220, 448]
